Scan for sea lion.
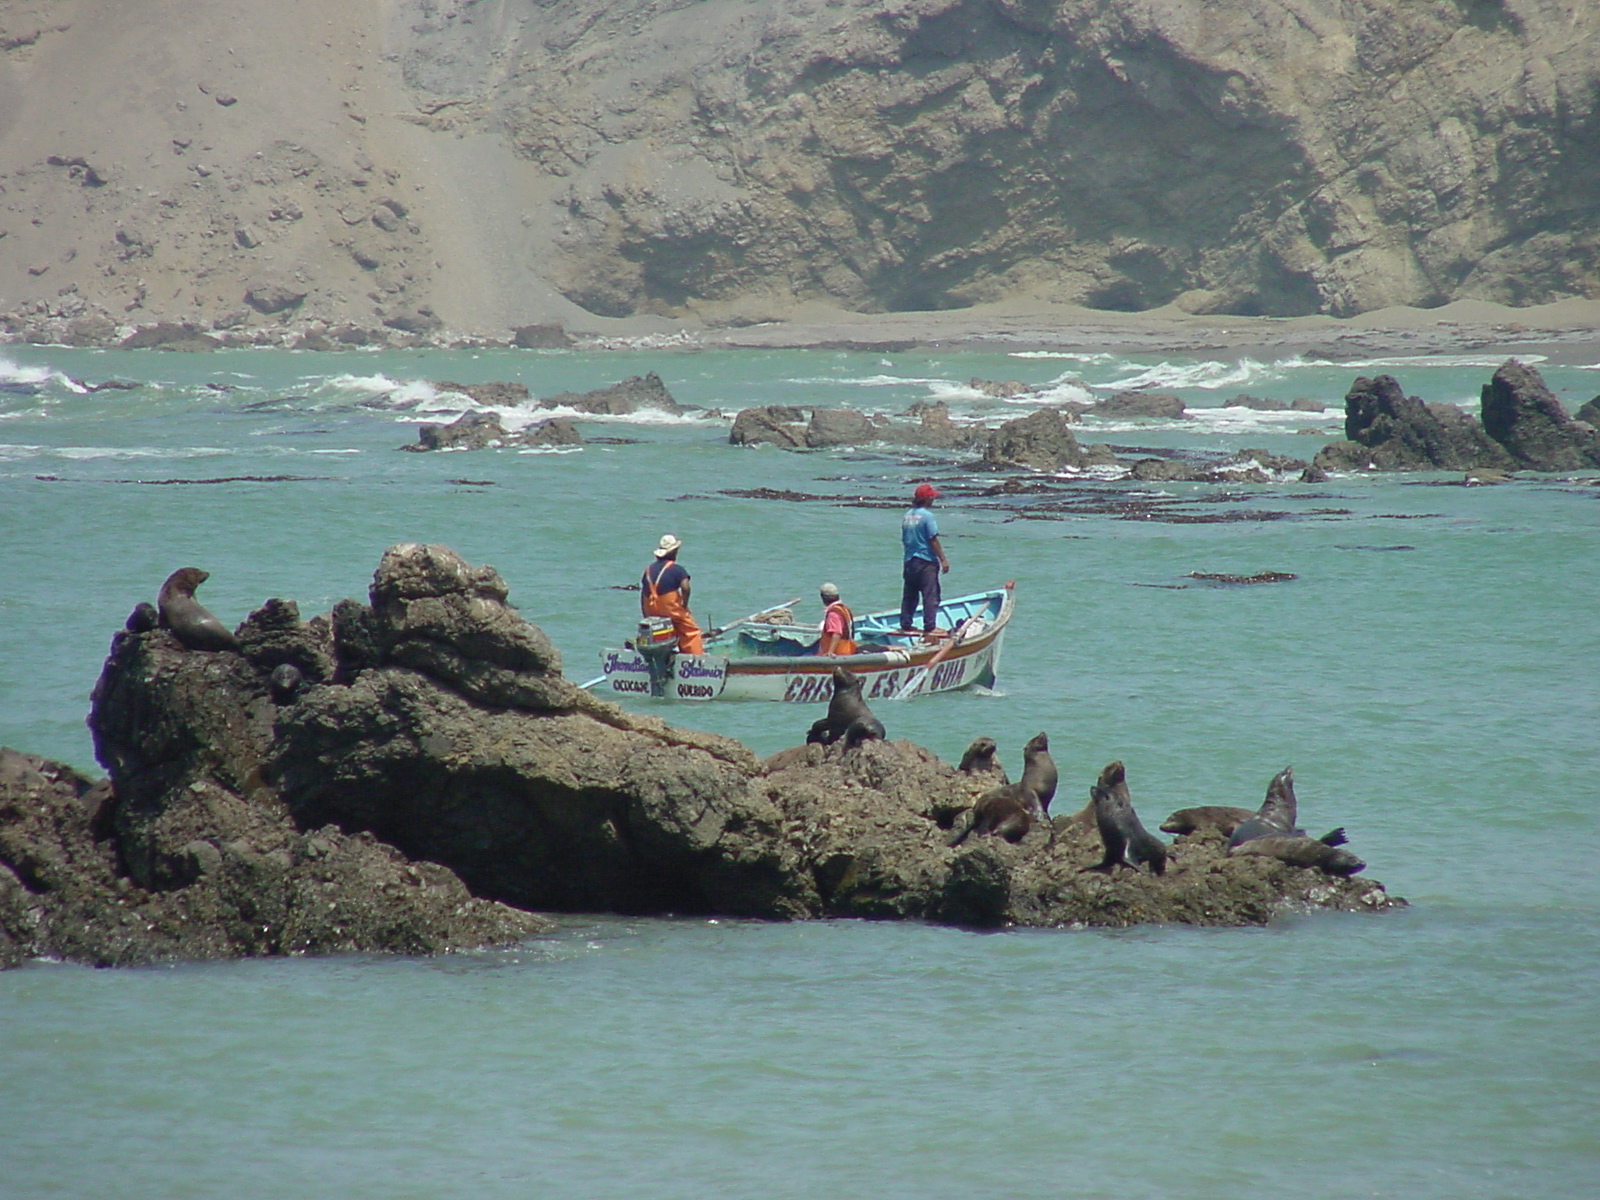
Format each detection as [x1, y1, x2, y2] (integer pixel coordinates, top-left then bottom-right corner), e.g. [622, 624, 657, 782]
[957, 736, 1007, 781]
[1160, 805, 1255, 836]
[805, 667, 885, 746]
[157, 567, 238, 651]
[268, 663, 304, 705]
[1019, 731, 1057, 814]
[1227, 766, 1298, 847]
[1229, 835, 1366, 876]
[948, 783, 1043, 846]
[1081, 761, 1167, 875]
[125, 602, 160, 633]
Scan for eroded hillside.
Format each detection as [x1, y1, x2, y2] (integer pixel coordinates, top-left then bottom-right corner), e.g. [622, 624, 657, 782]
[2, 0, 1597, 338]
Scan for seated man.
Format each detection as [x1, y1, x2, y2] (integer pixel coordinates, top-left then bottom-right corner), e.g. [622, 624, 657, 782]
[817, 581, 857, 656]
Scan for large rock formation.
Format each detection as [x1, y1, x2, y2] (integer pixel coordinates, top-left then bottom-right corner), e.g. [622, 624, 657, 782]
[1, 543, 1403, 967]
[1314, 373, 1514, 472]
[983, 408, 1087, 471]
[1314, 360, 1600, 473]
[1480, 359, 1600, 470]
[2, 2, 1598, 336]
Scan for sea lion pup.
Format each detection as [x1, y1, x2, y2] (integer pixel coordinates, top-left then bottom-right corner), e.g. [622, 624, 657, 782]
[1081, 761, 1167, 875]
[268, 663, 304, 705]
[1229, 835, 1366, 876]
[125, 602, 160, 633]
[948, 783, 1043, 846]
[1227, 765, 1298, 848]
[157, 567, 238, 651]
[805, 667, 885, 746]
[1019, 731, 1057, 815]
[957, 736, 1007, 781]
[1160, 805, 1256, 837]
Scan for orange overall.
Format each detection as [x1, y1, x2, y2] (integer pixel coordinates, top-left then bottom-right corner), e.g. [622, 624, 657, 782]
[643, 559, 705, 654]
[821, 600, 857, 656]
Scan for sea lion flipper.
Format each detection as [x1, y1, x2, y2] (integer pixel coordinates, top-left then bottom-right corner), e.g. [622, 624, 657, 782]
[1319, 826, 1347, 847]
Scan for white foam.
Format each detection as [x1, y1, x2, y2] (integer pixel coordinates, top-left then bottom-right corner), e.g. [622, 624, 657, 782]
[1099, 356, 1307, 392]
[52, 445, 233, 460]
[1325, 353, 1547, 370]
[1007, 351, 1120, 364]
[0, 355, 87, 394]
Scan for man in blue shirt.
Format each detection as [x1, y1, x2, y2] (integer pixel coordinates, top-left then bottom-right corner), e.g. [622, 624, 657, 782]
[899, 482, 949, 635]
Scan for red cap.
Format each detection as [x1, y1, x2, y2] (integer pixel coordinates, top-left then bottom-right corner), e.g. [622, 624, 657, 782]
[914, 483, 940, 502]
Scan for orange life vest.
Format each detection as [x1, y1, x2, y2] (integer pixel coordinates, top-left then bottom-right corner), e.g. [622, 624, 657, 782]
[822, 600, 857, 656]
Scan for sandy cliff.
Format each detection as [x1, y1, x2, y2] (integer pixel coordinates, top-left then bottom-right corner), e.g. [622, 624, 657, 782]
[2, 0, 1597, 340]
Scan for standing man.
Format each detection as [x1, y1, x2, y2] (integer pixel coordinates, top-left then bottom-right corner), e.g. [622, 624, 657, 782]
[641, 533, 705, 654]
[899, 482, 949, 636]
[817, 582, 857, 656]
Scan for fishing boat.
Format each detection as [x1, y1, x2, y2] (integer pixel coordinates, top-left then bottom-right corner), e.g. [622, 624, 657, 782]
[597, 583, 1014, 702]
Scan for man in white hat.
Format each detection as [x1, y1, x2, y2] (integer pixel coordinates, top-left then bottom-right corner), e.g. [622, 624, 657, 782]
[640, 533, 705, 654]
[817, 582, 857, 657]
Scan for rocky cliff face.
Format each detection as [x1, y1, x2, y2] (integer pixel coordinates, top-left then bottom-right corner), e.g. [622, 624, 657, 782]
[2, 0, 1596, 336]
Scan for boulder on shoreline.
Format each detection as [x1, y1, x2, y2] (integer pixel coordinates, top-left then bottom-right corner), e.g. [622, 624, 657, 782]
[1, 544, 1402, 968]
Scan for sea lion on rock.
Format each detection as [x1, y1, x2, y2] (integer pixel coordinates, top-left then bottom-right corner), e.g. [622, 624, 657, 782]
[958, 736, 1007, 781]
[1230, 835, 1366, 876]
[268, 663, 304, 705]
[805, 667, 885, 747]
[157, 567, 238, 651]
[1160, 805, 1255, 836]
[1227, 767, 1346, 847]
[1081, 761, 1167, 875]
[125, 602, 160, 633]
[1227, 766, 1298, 847]
[948, 783, 1043, 846]
[1019, 731, 1057, 814]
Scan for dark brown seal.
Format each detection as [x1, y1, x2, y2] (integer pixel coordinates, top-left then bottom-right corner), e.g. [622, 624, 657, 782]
[125, 601, 160, 633]
[957, 736, 1007, 781]
[1081, 760, 1167, 875]
[805, 667, 885, 746]
[157, 567, 238, 651]
[1160, 805, 1255, 836]
[1230, 835, 1366, 876]
[1019, 731, 1057, 814]
[1227, 766, 1297, 847]
[948, 783, 1043, 846]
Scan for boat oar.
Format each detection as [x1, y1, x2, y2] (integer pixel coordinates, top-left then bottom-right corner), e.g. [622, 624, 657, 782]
[578, 674, 607, 690]
[891, 633, 958, 701]
[708, 597, 802, 639]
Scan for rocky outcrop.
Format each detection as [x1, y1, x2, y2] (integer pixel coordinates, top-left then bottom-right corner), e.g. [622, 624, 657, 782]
[1095, 391, 1187, 420]
[730, 405, 810, 448]
[1576, 396, 1600, 427]
[983, 408, 1087, 471]
[1, 543, 1403, 967]
[1480, 360, 1600, 471]
[1315, 361, 1600, 473]
[729, 402, 986, 451]
[536, 372, 682, 416]
[1314, 373, 1514, 473]
[401, 411, 581, 452]
[435, 380, 532, 406]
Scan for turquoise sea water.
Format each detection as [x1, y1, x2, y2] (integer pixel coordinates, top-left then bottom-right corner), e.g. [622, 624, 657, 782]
[1, 344, 1597, 1198]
